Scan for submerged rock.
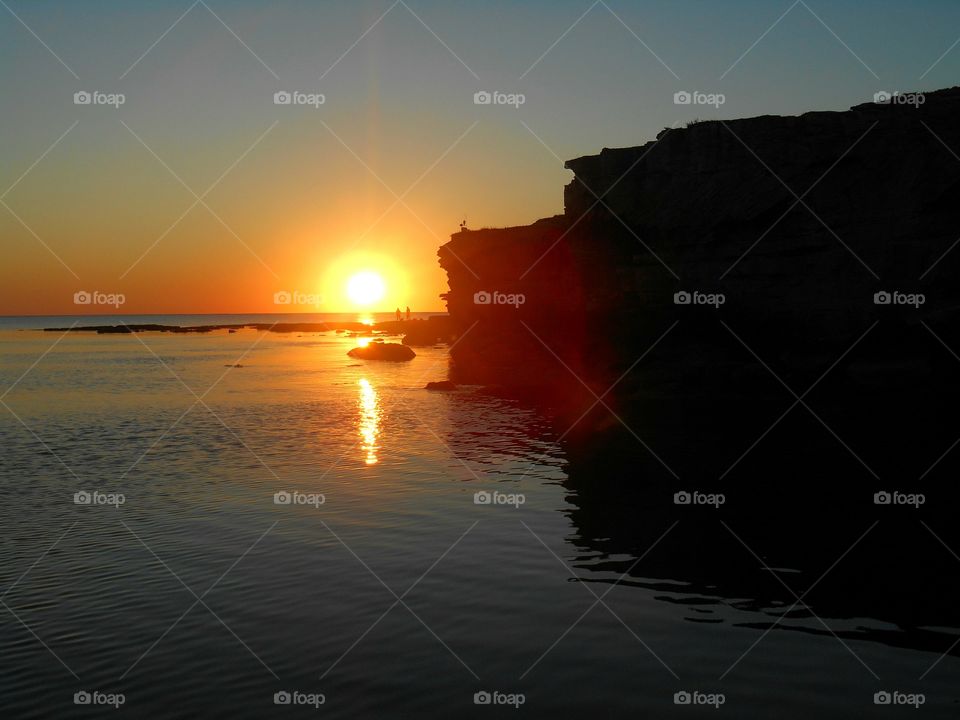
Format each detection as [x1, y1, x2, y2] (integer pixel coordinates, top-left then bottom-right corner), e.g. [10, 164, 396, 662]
[347, 343, 416, 361]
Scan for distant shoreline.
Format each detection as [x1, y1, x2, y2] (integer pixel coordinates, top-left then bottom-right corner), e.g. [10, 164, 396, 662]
[0, 311, 449, 318]
[40, 319, 446, 334]
[0, 312, 448, 332]
[32, 317, 457, 346]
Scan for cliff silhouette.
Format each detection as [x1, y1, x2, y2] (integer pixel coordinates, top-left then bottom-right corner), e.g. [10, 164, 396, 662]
[439, 86, 960, 498]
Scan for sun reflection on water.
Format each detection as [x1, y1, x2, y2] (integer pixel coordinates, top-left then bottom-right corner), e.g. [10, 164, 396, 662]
[357, 378, 381, 465]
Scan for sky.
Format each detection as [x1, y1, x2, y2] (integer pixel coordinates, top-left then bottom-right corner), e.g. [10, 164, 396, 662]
[1, 0, 959, 314]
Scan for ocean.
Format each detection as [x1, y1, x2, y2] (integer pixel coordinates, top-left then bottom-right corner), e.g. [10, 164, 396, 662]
[0, 315, 956, 718]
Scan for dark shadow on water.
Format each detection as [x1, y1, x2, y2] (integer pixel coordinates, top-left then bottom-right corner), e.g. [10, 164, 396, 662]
[564, 394, 960, 656]
[553, 339, 960, 662]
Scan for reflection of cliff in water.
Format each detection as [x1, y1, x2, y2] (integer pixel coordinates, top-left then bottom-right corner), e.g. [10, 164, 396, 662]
[556, 376, 960, 661]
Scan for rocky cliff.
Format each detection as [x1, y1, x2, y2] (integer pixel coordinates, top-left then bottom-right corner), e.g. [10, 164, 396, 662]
[439, 87, 960, 493]
[440, 88, 960, 399]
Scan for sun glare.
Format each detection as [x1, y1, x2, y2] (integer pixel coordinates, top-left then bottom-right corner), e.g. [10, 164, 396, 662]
[322, 252, 408, 312]
[346, 271, 386, 307]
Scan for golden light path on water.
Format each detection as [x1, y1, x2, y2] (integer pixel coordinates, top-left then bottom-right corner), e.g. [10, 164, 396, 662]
[357, 378, 381, 465]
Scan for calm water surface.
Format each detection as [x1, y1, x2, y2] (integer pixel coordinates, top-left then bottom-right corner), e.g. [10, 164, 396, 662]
[0, 319, 957, 718]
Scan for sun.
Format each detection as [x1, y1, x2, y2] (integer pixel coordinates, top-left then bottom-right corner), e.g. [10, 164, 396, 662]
[346, 271, 386, 307]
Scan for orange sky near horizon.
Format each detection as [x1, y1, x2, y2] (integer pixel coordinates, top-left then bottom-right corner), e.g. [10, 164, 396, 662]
[5, 1, 958, 316]
[1, 113, 563, 316]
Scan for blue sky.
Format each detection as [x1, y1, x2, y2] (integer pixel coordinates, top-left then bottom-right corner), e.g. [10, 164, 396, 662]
[1, 0, 958, 312]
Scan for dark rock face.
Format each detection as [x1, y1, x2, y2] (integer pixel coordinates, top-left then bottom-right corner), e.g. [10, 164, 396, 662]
[347, 343, 416, 361]
[439, 87, 960, 400]
[438, 87, 960, 498]
[439, 216, 590, 389]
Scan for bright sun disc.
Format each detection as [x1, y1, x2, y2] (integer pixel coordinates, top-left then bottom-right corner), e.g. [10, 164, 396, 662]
[346, 271, 386, 307]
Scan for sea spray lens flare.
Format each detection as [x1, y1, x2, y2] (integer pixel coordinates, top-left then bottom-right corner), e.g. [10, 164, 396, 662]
[346, 271, 386, 307]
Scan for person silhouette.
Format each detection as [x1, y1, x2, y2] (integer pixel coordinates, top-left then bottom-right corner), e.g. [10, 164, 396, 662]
[395, 307, 401, 321]
[405, 306, 411, 321]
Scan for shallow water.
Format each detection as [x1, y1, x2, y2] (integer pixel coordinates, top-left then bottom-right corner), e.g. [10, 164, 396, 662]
[0, 323, 957, 718]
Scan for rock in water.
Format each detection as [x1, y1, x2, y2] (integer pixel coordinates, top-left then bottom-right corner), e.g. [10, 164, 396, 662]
[347, 343, 416, 361]
[425, 380, 457, 391]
